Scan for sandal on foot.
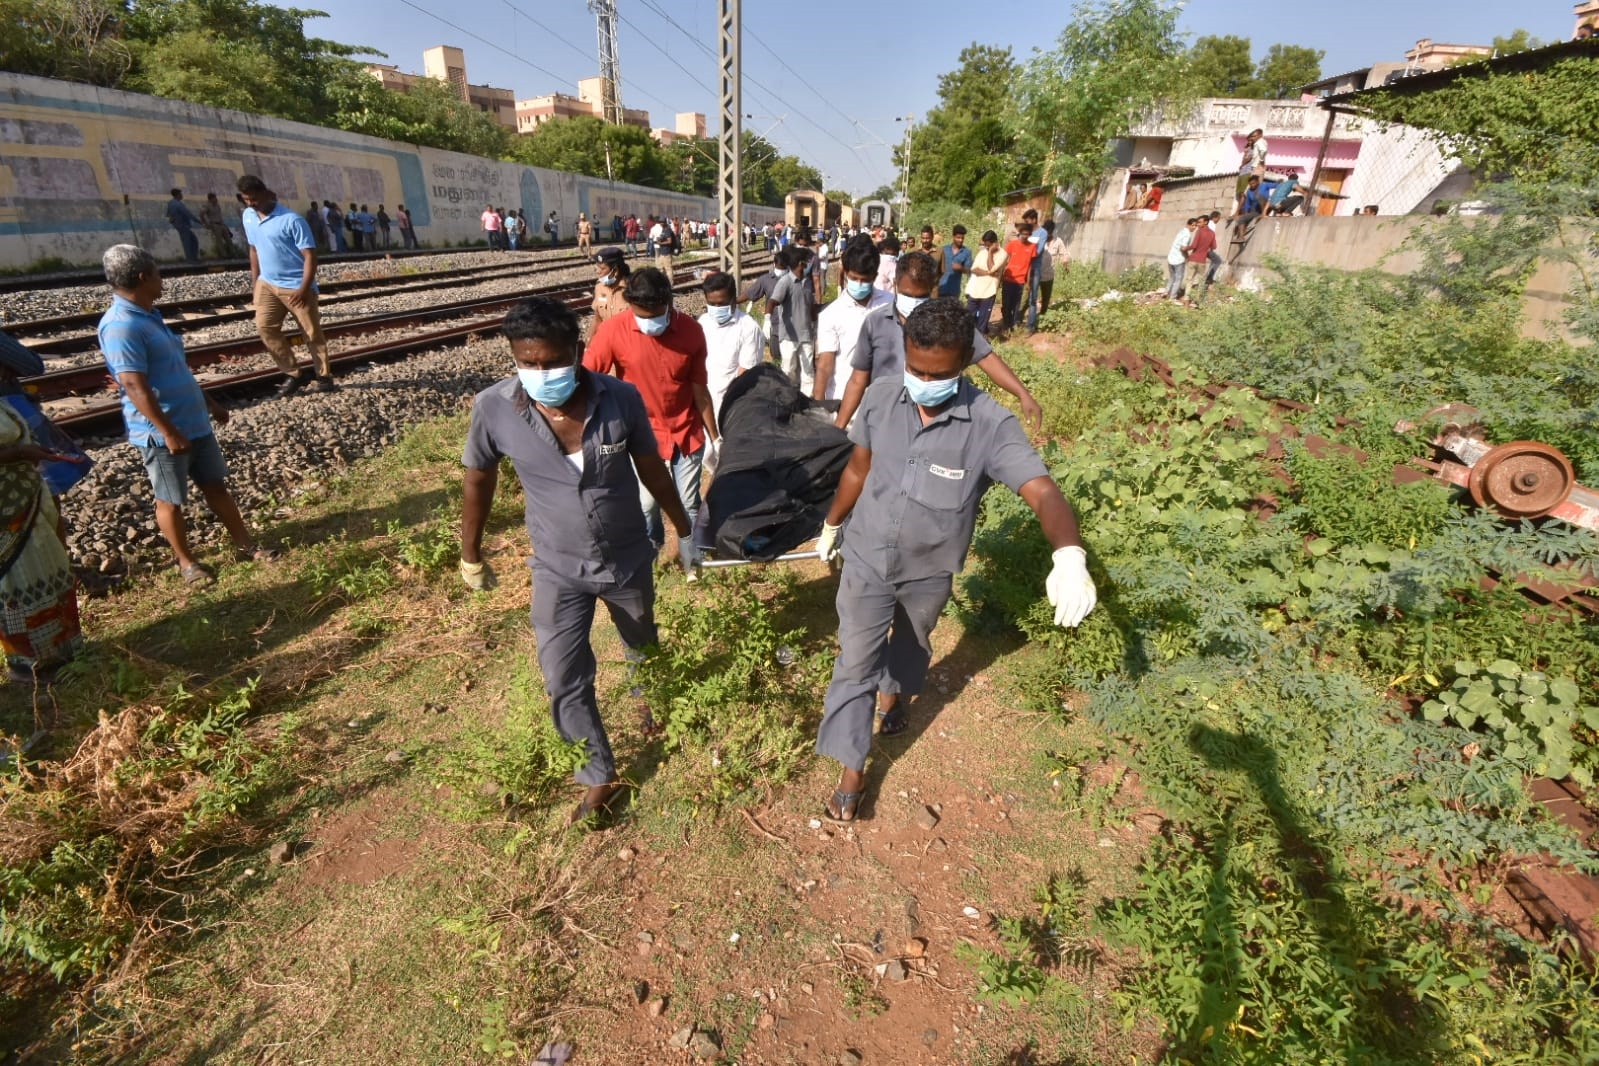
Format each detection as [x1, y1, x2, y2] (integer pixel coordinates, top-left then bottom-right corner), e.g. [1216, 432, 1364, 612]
[876, 706, 908, 736]
[179, 562, 215, 586]
[824, 789, 862, 823]
[235, 545, 281, 563]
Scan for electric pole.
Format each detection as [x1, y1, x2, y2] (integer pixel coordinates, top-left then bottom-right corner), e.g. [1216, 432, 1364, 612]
[589, 0, 625, 125]
[717, 0, 742, 279]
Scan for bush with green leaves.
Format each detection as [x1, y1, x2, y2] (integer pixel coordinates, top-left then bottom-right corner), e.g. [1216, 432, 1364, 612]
[1424, 660, 1599, 787]
[633, 571, 832, 806]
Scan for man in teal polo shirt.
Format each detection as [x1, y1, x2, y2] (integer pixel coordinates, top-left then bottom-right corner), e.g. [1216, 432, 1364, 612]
[97, 244, 277, 584]
[237, 174, 335, 396]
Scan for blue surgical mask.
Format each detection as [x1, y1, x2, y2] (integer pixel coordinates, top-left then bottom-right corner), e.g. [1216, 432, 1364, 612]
[518, 365, 578, 406]
[709, 304, 734, 325]
[895, 293, 929, 320]
[599, 274, 616, 287]
[845, 278, 873, 302]
[904, 372, 960, 407]
[635, 312, 670, 336]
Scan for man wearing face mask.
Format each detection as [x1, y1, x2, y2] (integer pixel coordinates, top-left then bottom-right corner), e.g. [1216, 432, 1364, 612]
[461, 296, 699, 825]
[583, 268, 719, 551]
[741, 250, 790, 363]
[812, 298, 1096, 822]
[698, 271, 763, 422]
[814, 236, 892, 404]
[832, 251, 1043, 432]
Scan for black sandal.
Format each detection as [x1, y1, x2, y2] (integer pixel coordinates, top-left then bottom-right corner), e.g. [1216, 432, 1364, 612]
[876, 706, 908, 736]
[824, 789, 862, 823]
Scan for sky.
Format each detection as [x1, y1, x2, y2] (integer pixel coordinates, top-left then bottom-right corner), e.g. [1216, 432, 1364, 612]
[309, 0, 1579, 196]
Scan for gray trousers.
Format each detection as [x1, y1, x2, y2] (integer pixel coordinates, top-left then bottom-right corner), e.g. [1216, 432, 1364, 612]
[815, 563, 953, 772]
[530, 564, 657, 786]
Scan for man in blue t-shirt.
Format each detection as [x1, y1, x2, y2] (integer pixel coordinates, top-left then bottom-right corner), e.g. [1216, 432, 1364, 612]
[237, 174, 335, 396]
[165, 189, 202, 263]
[938, 225, 973, 298]
[97, 244, 277, 585]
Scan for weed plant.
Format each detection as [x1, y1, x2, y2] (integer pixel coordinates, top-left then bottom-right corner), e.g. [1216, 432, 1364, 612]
[958, 320, 1599, 1059]
[632, 570, 831, 807]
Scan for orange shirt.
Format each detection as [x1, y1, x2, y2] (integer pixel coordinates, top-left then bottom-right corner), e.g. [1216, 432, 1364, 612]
[1002, 238, 1036, 284]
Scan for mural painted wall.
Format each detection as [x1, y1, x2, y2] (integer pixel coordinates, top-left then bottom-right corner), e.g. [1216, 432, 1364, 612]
[0, 72, 772, 270]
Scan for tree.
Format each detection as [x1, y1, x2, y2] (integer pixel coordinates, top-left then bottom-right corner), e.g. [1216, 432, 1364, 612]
[823, 189, 855, 207]
[122, 0, 372, 124]
[864, 184, 898, 203]
[1253, 43, 1324, 99]
[894, 44, 1033, 209]
[1007, 0, 1193, 216]
[0, 0, 131, 86]
[1189, 35, 1256, 96]
[1490, 29, 1545, 56]
[326, 67, 512, 160]
[509, 116, 668, 188]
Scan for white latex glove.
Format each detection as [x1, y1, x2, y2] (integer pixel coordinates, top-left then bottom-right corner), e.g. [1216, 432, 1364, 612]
[1046, 546, 1096, 628]
[703, 437, 720, 476]
[817, 521, 842, 564]
[678, 536, 703, 581]
[459, 558, 496, 591]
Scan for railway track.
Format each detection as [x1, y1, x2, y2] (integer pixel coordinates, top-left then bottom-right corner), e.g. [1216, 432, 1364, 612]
[7, 248, 709, 358]
[47, 255, 771, 436]
[0, 237, 651, 296]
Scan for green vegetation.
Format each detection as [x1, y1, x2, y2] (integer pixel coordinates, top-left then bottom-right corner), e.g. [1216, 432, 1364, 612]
[1187, 35, 1325, 98]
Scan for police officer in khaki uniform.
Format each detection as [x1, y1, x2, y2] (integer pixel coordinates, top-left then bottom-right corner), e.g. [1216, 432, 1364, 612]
[589, 247, 629, 342]
[460, 296, 701, 824]
[813, 298, 1097, 822]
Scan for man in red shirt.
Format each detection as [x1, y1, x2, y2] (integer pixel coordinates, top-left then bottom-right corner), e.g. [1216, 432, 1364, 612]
[584, 267, 720, 548]
[1183, 218, 1218, 306]
[998, 221, 1037, 336]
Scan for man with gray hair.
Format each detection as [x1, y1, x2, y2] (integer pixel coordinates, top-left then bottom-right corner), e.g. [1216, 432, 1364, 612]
[97, 244, 276, 584]
[236, 174, 335, 396]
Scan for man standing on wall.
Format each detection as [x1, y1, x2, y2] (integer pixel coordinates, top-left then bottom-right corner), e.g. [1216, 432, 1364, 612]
[166, 189, 203, 263]
[236, 174, 336, 397]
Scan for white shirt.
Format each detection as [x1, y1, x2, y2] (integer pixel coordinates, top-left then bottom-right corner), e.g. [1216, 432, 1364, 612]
[1167, 227, 1192, 266]
[873, 255, 898, 293]
[649, 222, 664, 242]
[698, 307, 765, 419]
[1040, 236, 1069, 281]
[816, 287, 893, 400]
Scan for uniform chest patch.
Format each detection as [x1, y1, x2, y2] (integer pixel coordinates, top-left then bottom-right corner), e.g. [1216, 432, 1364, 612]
[928, 464, 966, 480]
[599, 442, 628, 456]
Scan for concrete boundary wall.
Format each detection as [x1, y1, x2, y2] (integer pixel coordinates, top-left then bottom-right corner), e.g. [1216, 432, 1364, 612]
[1060, 215, 1579, 337]
[0, 72, 775, 270]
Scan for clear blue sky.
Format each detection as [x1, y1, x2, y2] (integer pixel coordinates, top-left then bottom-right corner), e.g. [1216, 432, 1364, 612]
[310, 1, 1577, 195]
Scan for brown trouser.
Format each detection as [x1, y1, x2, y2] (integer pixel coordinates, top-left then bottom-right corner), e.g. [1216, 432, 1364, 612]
[254, 279, 331, 377]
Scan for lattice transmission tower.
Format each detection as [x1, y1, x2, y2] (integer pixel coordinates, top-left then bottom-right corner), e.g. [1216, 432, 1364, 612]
[588, 0, 625, 125]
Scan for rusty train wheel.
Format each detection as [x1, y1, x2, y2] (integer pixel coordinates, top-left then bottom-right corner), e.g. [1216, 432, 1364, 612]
[1467, 441, 1576, 518]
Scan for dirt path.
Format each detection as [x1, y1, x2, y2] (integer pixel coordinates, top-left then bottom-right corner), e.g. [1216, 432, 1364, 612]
[40, 546, 1159, 1065]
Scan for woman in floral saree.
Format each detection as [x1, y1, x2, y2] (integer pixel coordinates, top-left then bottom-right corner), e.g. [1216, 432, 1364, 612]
[0, 400, 84, 683]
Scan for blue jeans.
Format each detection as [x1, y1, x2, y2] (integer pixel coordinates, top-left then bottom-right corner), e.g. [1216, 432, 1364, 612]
[175, 227, 199, 262]
[638, 446, 703, 548]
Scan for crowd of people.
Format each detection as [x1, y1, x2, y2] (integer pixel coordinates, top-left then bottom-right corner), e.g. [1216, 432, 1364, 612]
[8, 180, 1101, 833]
[471, 226, 1097, 823]
[166, 187, 420, 260]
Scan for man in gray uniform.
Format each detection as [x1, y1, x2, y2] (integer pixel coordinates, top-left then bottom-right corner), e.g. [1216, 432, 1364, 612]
[833, 251, 1044, 432]
[813, 298, 1097, 822]
[460, 296, 702, 824]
